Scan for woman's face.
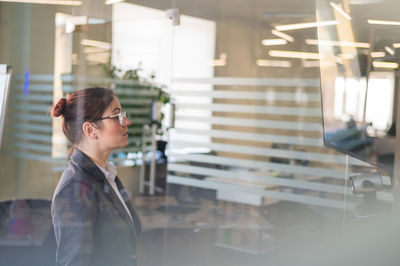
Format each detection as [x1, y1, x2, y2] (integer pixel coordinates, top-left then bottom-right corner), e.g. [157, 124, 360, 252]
[96, 97, 131, 150]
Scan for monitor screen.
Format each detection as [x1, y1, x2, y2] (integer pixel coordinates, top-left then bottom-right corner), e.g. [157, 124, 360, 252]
[316, 1, 399, 176]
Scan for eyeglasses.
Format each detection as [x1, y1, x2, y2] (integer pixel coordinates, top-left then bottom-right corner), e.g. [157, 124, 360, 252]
[97, 112, 127, 126]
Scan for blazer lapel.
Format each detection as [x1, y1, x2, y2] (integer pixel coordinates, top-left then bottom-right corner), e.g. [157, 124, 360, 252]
[71, 149, 138, 239]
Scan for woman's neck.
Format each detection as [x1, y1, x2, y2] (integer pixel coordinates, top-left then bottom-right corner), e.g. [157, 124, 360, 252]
[76, 143, 111, 169]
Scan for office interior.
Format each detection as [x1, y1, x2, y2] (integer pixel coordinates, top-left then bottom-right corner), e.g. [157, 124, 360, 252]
[1, 0, 400, 265]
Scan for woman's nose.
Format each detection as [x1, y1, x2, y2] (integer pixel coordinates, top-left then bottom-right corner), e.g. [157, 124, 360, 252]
[124, 117, 132, 127]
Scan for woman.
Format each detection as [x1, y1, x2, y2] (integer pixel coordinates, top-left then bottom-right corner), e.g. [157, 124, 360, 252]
[51, 87, 141, 266]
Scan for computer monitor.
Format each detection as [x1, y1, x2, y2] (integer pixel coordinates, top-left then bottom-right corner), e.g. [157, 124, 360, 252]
[0, 65, 12, 149]
[316, 1, 398, 177]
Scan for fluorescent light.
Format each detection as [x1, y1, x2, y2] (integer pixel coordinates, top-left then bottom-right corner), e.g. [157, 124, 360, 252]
[105, 0, 125, 5]
[81, 39, 112, 50]
[262, 39, 287, 46]
[0, 0, 81, 4]
[271, 30, 294, 42]
[269, 50, 320, 60]
[370, 51, 385, 58]
[372, 61, 398, 69]
[368, 19, 400, 26]
[385, 46, 395, 55]
[330, 2, 351, 20]
[275, 20, 339, 31]
[256, 59, 292, 68]
[305, 39, 370, 48]
[211, 59, 226, 67]
[394, 43, 400, 48]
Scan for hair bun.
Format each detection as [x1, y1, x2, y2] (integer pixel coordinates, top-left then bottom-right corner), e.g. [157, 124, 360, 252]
[51, 98, 67, 117]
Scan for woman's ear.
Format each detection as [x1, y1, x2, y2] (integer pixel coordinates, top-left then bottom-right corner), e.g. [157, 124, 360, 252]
[82, 122, 98, 140]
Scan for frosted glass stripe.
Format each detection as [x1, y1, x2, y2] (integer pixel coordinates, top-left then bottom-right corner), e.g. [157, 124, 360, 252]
[9, 113, 52, 123]
[167, 175, 354, 209]
[14, 74, 54, 82]
[169, 140, 368, 166]
[168, 163, 350, 194]
[172, 77, 319, 87]
[119, 98, 153, 105]
[9, 132, 51, 143]
[176, 116, 323, 132]
[14, 84, 58, 92]
[10, 94, 53, 102]
[1, 151, 66, 163]
[8, 103, 50, 112]
[169, 153, 352, 179]
[176, 103, 321, 117]
[114, 89, 158, 97]
[8, 142, 52, 153]
[61, 75, 153, 87]
[173, 90, 320, 102]
[6, 123, 52, 133]
[125, 107, 151, 115]
[172, 128, 323, 147]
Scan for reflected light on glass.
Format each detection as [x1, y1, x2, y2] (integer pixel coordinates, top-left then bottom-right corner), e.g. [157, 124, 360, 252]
[261, 39, 287, 46]
[275, 20, 339, 31]
[105, 0, 125, 5]
[330, 2, 352, 20]
[368, 19, 400, 26]
[271, 30, 294, 42]
[0, 0, 81, 4]
[256, 59, 292, 68]
[302, 60, 320, 68]
[269, 50, 320, 60]
[305, 39, 370, 48]
[81, 39, 112, 50]
[339, 53, 356, 59]
[370, 51, 385, 58]
[372, 61, 399, 69]
[385, 46, 395, 55]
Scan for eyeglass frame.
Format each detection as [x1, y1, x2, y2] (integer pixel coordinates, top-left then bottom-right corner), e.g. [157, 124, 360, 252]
[95, 111, 128, 126]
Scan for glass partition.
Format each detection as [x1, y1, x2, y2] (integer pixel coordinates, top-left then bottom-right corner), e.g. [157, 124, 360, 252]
[0, 0, 398, 265]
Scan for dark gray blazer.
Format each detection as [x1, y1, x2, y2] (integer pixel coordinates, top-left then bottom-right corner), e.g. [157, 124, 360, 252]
[51, 149, 141, 266]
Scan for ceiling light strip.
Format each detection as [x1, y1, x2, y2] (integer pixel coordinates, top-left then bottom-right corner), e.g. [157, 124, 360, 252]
[0, 0, 81, 4]
[368, 19, 400, 26]
[275, 20, 339, 31]
[372, 61, 398, 69]
[305, 39, 370, 48]
[329, 2, 351, 20]
[271, 30, 294, 42]
[262, 39, 287, 46]
[269, 50, 320, 60]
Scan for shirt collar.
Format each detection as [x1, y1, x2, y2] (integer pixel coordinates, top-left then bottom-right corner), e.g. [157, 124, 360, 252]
[94, 161, 117, 182]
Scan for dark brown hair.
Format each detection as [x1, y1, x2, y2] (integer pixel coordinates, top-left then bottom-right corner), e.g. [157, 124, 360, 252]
[51, 87, 115, 144]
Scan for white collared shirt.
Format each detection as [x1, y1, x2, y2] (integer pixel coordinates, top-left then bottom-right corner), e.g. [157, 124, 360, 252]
[95, 161, 133, 221]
